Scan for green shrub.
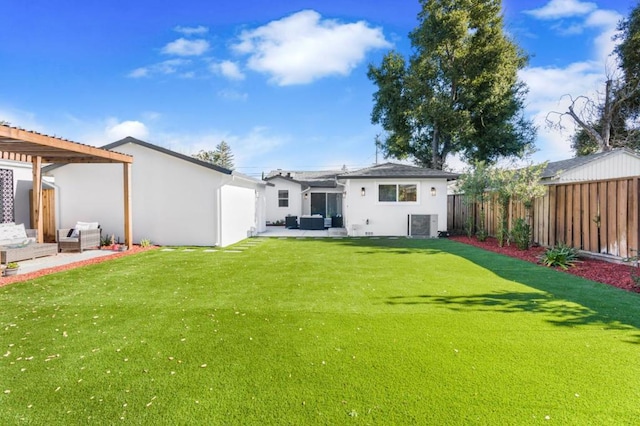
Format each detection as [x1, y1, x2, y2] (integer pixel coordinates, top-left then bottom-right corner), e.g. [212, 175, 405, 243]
[140, 238, 152, 248]
[476, 228, 488, 242]
[511, 218, 531, 250]
[464, 215, 474, 238]
[539, 243, 581, 269]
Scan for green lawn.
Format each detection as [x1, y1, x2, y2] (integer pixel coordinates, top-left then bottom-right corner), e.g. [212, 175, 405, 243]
[1, 237, 639, 424]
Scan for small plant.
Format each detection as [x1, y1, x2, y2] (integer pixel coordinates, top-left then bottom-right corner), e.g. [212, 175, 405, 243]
[511, 218, 531, 250]
[140, 238, 152, 248]
[623, 249, 640, 290]
[539, 243, 581, 270]
[464, 215, 474, 239]
[476, 228, 488, 242]
[6, 262, 19, 269]
[100, 235, 113, 247]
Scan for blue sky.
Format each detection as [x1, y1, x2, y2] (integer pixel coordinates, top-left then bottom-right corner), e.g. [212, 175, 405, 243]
[0, 0, 636, 176]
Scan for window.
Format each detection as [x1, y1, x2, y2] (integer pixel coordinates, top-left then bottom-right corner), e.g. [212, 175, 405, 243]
[278, 190, 289, 207]
[378, 184, 418, 203]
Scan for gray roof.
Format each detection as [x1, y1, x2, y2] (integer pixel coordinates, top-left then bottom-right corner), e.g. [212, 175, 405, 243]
[338, 162, 459, 179]
[265, 169, 342, 189]
[540, 148, 639, 179]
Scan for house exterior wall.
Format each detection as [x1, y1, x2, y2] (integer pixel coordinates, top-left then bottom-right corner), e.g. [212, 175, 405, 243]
[553, 151, 640, 183]
[48, 142, 265, 247]
[220, 184, 258, 246]
[265, 177, 302, 223]
[49, 143, 226, 246]
[342, 178, 449, 236]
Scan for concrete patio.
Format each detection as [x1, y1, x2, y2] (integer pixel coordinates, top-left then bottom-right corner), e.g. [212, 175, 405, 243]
[259, 227, 348, 238]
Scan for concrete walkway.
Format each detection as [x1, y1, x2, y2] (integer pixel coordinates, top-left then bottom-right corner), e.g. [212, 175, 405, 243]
[9, 249, 121, 275]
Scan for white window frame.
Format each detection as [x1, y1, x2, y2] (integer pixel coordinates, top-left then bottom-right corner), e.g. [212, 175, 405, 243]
[376, 182, 420, 204]
[278, 190, 289, 207]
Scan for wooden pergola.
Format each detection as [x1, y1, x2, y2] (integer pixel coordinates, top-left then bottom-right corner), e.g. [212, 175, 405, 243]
[0, 125, 133, 246]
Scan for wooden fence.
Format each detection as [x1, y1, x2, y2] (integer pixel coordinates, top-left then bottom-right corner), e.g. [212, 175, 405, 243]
[447, 177, 640, 258]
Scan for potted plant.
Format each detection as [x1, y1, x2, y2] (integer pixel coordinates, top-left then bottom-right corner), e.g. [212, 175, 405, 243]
[4, 262, 19, 277]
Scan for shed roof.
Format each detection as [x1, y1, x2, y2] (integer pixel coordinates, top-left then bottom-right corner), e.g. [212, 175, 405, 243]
[540, 148, 640, 180]
[338, 162, 459, 180]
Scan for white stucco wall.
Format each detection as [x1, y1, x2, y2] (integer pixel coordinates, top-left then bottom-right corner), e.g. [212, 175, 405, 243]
[553, 150, 640, 183]
[220, 185, 257, 246]
[342, 178, 449, 236]
[47, 142, 241, 246]
[265, 177, 302, 223]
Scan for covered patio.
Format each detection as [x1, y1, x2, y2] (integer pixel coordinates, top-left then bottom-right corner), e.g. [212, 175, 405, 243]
[0, 125, 133, 246]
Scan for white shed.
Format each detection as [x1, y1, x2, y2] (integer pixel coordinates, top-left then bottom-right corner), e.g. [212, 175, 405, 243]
[541, 148, 640, 183]
[44, 137, 266, 247]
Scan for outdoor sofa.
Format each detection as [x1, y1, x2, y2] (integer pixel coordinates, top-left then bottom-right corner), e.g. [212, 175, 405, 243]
[57, 221, 101, 252]
[0, 222, 57, 265]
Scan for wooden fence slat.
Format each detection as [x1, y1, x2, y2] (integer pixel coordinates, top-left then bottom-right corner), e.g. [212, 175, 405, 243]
[630, 178, 639, 255]
[549, 186, 556, 247]
[589, 182, 599, 252]
[573, 185, 582, 248]
[581, 184, 590, 251]
[556, 186, 565, 244]
[618, 180, 628, 258]
[599, 181, 608, 254]
[607, 181, 618, 255]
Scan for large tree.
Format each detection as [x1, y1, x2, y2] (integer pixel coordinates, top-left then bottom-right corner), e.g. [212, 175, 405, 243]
[193, 141, 235, 170]
[368, 0, 535, 170]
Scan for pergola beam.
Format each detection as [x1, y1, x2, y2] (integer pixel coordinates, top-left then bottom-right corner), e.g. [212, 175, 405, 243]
[0, 124, 133, 247]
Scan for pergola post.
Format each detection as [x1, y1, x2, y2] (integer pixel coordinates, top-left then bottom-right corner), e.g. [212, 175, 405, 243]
[31, 156, 44, 243]
[123, 163, 133, 248]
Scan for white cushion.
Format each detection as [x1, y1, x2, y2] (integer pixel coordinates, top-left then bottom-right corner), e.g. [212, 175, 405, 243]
[0, 223, 30, 246]
[71, 221, 99, 237]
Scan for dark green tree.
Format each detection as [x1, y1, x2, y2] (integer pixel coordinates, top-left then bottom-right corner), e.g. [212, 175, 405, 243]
[193, 141, 235, 170]
[368, 0, 535, 170]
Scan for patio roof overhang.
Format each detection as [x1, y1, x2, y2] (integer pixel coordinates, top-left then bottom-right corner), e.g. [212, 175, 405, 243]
[0, 125, 134, 246]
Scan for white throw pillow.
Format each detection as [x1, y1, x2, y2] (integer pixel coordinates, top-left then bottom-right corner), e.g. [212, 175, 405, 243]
[71, 221, 98, 238]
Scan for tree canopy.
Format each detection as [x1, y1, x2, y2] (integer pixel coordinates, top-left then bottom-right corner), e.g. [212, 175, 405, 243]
[193, 141, 235, 170]
[368, 0, 535, 170]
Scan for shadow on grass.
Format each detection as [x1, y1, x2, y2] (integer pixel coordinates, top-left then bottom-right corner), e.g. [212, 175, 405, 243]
[286, 236, 640, 344]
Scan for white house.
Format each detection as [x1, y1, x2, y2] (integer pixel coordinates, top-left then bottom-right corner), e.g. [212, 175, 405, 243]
[44, 137, 267, 247]
[265, 163, 458, 237]
[264, 170, 344, 225]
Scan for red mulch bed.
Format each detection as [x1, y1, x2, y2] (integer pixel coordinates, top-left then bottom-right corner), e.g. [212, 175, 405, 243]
[449, 235, 639, 293]
[0, 245, 158, 287]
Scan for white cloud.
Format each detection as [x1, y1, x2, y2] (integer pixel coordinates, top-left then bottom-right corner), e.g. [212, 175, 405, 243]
[105, 120, 149, 141]
[524, 0, 597, 20]
[232, 9, 391, 86]
[217, 89, 248, 101]
[174, 25, 209, 36]
[162, 38, 209, 56]
[210, 60, 245, 80]
[128, 59, 191, 78]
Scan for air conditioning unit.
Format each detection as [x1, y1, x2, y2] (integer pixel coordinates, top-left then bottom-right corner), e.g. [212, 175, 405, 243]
[408, 214, 438, 238]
